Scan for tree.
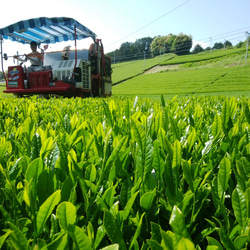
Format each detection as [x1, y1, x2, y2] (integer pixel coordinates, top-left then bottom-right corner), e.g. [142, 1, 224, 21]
[213, 42, 223, 50]
[164, 34, 177, 53]
[0, 71, 4, 80]
[150, 34, 178, 56]
[171, 33, 192, 55]
[236, 41, 244, 48]
[132, 37, 153, 53]
[107, 37, 154, 62]
[224, 40, 233, 48]
[119, 42, 133, 57]
[192, 44, 204, 54]
[150, 36, 165, 56]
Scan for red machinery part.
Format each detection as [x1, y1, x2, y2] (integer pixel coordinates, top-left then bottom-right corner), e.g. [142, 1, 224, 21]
[7, 66, 26, 89]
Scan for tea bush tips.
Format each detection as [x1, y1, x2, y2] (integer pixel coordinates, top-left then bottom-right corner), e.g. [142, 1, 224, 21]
[0, 95, 250, 249]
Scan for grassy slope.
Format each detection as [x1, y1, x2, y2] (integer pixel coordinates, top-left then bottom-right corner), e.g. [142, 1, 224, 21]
[160, 47, 246, 65]
[112, 47, 250, 99]
[112, 54, 175, 84]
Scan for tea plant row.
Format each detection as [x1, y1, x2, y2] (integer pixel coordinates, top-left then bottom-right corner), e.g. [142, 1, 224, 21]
[0, 95, 250, 249]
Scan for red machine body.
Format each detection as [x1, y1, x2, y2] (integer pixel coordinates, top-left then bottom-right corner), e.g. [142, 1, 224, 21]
[4, 41, 112, 97]
[7, 65, 26, 89]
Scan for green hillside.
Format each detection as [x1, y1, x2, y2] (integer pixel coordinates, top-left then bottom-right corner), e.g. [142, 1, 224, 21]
[112, 47, 250, 99]
[111, 53, 175, 84]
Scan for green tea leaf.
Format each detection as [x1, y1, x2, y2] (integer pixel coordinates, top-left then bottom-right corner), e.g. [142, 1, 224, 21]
[164, 156, 177, 203]
[235, 160, 248, 191]
[36, 190, 61, 236]
[50, 213, 59, 239]
[22, 117, 35, 143]
[94, 225, 106, 249]
[169, 206, 190, 242]
[131, 117, 146, 153]
[140, 189, 156, 211]
[8, 222, 29, 250]
[232, 187, 247, 229]
[202, 139, 213, 156]
[0, 231, 11, 249]
[150, 222, 162, 243]
[25, 158, 44, 202]
[152, 140, 164, 189]
[46, 142, 60, 170]
[211, 114, 222, 138]
[129, 212, 145, 250]
[100, 244, 119, 250]
[69, 125, 84, 147]
[186, 127, 197, 153]
[244, 103, 250, 124]
[37, 169, 56, 204]
[219, 225, 236, 250]
[169, 115, 179, 140]
[161, 230, 176, 250]
[61, 173, 77, 202]
[40, 137, 54, 160]
[0, 141, 12, 165]
[25, 158, 44, 182]
[206, 236, 223, 250]
[102, 99, 114, 127]
[45, 232, 68, 250]
[147, 240, 163, 249]
[160, 94, 166, 107]
[221, 99, 230, 131]
[123, 191, 139, 221]
[125, 99, 130, 120]
[158, 128, 173, 160]
[177, 238, 195, 250]
[56, 201, 76, 230]
[9, 222, 29, 250]
[9, 156, 30, 181]
[218, 157, 231, 199]
[104, 136, 128, 172]
[31, 132, 41, 160]
[67, 224, 92, 250]
[0, 205, 14, 224]
[104, 209, 126, 250]
[234, 235, 248, 250]
[245, 187, 250, 218]
[172, 140, 181, 168]
[181, 160, 194, 192]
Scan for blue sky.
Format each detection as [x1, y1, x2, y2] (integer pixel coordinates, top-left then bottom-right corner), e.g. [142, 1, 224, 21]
[1, 0, 250, 56]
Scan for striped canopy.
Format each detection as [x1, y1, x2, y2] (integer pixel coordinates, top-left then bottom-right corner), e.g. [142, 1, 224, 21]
[0, 17, 96, 44]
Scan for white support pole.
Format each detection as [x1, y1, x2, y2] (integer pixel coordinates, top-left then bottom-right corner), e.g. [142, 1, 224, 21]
[245, 32, 249, 65]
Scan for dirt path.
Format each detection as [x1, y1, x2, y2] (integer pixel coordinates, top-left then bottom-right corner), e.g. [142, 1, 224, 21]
[144, 64, 179, 74]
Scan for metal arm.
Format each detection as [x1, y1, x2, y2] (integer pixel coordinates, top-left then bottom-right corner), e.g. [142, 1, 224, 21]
[0, 36, 8, 84]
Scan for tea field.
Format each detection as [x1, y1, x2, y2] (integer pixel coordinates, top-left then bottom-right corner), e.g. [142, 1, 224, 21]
[112, 47, 250, 99]
[1, 95, 250, 249]
[112, 64, 250, 99]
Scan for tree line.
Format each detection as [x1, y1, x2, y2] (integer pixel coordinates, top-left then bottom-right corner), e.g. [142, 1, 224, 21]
[0, 71, 5, 81]
[106, 33, 246, 63]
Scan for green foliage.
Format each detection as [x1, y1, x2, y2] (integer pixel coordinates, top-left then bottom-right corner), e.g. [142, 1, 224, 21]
[150, 33, 192, 56]
[0, 95, 250, 249]
[107, 37, 154, 62]
[171, 33, 192, 55]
